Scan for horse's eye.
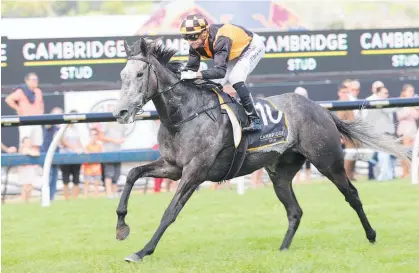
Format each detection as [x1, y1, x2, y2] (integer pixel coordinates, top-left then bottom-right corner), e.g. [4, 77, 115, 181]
[137, 72, 143, 78]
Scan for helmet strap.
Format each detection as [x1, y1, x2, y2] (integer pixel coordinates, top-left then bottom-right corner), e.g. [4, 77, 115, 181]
[202, 29, 209, 39]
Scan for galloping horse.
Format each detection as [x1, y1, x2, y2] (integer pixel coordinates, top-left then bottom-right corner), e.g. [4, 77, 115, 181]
[112, 38, 409, 262]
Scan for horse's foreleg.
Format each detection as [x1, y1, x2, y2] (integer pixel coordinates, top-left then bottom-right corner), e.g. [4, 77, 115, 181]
[124, 157, 209, 263]
[116, 157, 181, 241]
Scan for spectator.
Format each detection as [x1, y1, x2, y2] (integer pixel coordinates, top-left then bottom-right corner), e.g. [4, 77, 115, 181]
[367, 152, 379, 180]
[164, 178, 177, 192]
[41, 107, 63, 201]
[343, 80, 362, 175]
[150, 122, 178, 194]
[17, 137, 40, 203]
[365, 82, 386, 179]
[349, 80, 361, 101]
[100, 104, 126, 198]
[341, 79, 354, 100]
[366, 81, 385, 100]
[5, 72, 44, 147]
[396, 84, 419, 178]
[294, 86, 308, 98]
[347, 80, 362, 117]
[152, 143, 164, 193]
[341, 79, 352, 92]
[153, 178, 164, 193]
[365, 87, 397, 181]
[1, 143, 17, 153]
[59, 111, 84, 200]
[336, 84, 359, 180]
[82, 128, 103, 198]
[294, 160, 311, 184]
[250, 169, 264, 189]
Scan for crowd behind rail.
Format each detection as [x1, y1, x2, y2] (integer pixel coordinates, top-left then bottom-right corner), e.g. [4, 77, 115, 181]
[1, 72, 418, 203]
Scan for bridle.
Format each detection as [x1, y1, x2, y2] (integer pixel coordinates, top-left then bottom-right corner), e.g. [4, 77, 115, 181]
[127, 55, 182, 105]
[126, 55, 232, 128]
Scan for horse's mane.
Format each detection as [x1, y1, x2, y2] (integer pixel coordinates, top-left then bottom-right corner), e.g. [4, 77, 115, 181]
[127, 38, 222, 90]
[128, 38, 183, 78]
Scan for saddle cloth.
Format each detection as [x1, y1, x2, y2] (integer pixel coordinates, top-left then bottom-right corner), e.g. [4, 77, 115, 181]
[210, 87, 289, 180]
[211, 87, 289, 151]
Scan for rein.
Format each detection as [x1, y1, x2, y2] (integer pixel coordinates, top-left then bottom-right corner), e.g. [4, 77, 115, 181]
[127, 56, 235, 128]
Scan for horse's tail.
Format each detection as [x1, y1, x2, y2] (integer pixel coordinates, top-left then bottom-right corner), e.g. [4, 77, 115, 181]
[330, 111, 411, 163]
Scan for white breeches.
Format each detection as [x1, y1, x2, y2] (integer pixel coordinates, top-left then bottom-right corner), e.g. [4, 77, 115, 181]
[215, 33, 265, 86]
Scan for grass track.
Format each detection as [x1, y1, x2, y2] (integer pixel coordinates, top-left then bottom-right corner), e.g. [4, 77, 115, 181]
[2, 179, 419, 273]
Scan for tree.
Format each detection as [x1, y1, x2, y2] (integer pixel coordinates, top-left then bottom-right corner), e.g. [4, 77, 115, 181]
[1, 0, 154, 18]
[1, 1, 55, 18]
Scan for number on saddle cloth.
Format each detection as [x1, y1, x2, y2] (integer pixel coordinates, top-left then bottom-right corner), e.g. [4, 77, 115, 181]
[246, 98, 289, 150]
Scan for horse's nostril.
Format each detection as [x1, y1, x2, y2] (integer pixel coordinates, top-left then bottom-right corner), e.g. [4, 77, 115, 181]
[117, 110, 129, 119]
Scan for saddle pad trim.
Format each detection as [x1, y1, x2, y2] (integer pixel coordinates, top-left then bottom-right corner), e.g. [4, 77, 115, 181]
[247, 98, 290, 151]
[212, 88, 242, 148]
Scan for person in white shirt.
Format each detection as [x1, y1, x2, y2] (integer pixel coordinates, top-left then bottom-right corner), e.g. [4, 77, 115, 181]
[365, 81, 385, 180]
[347, 80, 361, 117]
[366, 81, 385, 100]
[349, 80, 360, 101]
[364, 87, 397, 181]
[294, 86, 308, 98]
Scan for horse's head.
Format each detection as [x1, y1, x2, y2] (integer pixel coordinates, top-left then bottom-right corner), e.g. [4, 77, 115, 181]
[114, 38, 180, 124]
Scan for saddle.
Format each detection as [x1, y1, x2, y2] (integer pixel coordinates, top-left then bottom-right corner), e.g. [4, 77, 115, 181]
[193, 79, 249, 126]
[192, 79, 289, 181]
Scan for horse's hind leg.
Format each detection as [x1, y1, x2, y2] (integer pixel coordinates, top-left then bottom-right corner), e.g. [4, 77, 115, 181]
[316, 159, 376, 243]
[296, 112, 376, 244]
[265, 153, 306, 251]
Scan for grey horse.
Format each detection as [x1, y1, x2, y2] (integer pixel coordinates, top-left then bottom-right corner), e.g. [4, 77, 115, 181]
[112, 38, 409, 262]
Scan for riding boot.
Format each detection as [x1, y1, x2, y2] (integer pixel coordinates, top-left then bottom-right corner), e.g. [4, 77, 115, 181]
[232, 82, 261, 132]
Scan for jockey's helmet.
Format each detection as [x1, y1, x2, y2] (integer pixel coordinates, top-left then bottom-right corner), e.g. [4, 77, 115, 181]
[180, 14, 208, 41]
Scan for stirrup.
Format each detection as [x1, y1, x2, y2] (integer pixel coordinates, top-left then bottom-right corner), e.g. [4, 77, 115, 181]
[243, 117, 261, 132]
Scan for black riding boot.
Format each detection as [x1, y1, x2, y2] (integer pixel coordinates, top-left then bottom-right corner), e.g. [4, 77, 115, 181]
[232, 82, 261, 132]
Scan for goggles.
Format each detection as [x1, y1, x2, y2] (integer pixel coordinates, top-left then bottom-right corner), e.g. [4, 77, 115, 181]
[181, 32, 201, 41]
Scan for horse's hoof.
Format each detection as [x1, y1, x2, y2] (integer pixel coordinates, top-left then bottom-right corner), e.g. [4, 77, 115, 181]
[367, 230, 376, 244]
[279, 247, 289, 252]
[116, 224, 130, 241]
[124, 253, 141, 263]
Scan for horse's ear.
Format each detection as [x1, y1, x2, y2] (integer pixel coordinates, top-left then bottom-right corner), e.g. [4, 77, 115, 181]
[150, 37, 164, 47]
[124, 39, 131, 57]
[140, 38, 148, 55]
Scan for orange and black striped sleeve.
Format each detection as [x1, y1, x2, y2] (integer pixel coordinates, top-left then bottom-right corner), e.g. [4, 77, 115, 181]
[201, 36, 232, 79]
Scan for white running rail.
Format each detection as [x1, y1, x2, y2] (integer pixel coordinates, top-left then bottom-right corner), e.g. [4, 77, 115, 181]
[41, 124, 69, 207]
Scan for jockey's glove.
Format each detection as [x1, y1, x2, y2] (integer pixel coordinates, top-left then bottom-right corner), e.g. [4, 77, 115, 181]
[181, 70, 197, 80]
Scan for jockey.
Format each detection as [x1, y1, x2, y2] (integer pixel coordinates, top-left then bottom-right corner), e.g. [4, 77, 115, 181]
[179, 14, 265, 132]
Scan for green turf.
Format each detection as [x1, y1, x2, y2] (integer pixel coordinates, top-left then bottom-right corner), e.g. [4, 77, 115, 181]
[2, 179, 419, 273]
